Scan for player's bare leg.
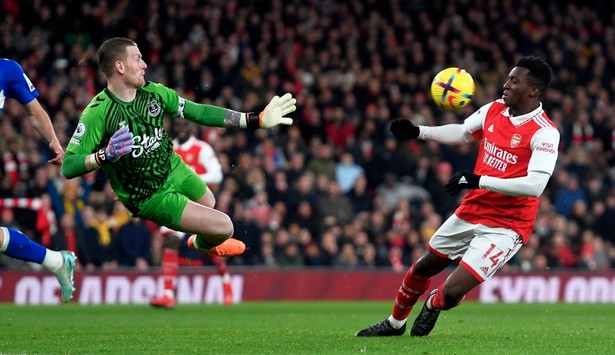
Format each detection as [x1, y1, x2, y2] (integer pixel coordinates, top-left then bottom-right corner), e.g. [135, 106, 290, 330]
[180, 200, 245, 257]
[356, 251, 452, 336]
[411, 263, 480, 336]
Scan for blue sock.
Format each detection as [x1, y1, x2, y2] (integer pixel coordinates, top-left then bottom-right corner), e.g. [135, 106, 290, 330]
[3, 228, 47, 264]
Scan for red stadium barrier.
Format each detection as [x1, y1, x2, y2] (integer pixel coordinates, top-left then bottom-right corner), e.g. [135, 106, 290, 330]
[0, 270, 613, 304]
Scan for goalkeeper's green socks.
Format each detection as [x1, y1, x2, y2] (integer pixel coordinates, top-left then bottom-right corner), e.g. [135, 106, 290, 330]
[192, 235, 220, 250]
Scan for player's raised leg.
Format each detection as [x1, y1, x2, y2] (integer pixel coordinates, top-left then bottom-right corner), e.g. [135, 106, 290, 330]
[0, 226, 76, 302]
[180, 197, 245, 257]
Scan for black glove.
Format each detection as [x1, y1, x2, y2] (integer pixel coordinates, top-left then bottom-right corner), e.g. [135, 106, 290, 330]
[390, 119, 420, 140]
[444, 171, 481, 195]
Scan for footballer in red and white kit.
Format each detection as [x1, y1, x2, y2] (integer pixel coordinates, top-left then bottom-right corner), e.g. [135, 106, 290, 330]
[424, 99, 559, 281]
[357, 56, 558, 337]
[150, 119, 233, 309]
[173, 135, 223, 189]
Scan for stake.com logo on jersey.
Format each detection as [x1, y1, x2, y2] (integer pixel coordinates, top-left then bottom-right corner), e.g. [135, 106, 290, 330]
[131, 127, 164, 157]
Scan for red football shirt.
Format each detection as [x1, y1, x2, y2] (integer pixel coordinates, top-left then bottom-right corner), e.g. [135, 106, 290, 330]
[455, 100, 559, 242]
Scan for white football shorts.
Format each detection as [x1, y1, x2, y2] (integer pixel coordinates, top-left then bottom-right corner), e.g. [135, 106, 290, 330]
[427, 214, 523, 282]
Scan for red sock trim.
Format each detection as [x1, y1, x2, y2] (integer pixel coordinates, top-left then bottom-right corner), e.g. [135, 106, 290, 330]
[429, 284, 447, 309]
[429, 282, 468, 310]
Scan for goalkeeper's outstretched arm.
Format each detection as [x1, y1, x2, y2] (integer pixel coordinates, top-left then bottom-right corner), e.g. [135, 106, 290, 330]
[180, 93, 296, 129]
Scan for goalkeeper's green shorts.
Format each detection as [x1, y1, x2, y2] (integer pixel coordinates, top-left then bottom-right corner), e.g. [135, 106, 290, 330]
[136, 153, 206, 230]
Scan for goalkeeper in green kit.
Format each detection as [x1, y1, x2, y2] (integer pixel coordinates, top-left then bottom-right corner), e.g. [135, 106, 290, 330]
[62, 37, 296, 257]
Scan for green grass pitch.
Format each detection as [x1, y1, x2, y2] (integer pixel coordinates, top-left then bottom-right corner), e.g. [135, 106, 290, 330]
[0, 301, 614, 354]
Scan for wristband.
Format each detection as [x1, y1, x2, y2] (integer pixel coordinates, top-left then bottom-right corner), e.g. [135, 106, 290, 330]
[94, 149, 110, 166]
[246, 112, 261, 129]
[88, 153, 99, 167]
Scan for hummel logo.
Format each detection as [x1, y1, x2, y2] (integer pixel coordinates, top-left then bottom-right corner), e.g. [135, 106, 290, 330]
[458, 176, 468, 184]
[488, 124, 494, 133]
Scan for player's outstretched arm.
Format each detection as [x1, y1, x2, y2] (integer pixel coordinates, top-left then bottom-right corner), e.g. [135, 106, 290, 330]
[180, 93, 297, 129]
[390, 119, 474, 145]
[245, 93, 296, 129]
[24, 99, 65, 165]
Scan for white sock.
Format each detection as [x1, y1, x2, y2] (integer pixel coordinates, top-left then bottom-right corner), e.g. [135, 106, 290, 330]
[425, 294, 435, 310]
[387, 315, 407, 329]
[222, 273, 231, 283]
[42, 250, 64, 274]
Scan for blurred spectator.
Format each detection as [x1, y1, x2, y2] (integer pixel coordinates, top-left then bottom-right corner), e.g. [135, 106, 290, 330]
[77, 206, 109, 270]
[277, 242, 305, 268]
[316, 180, 355, 232]
[112, 218, 151, 270]
[554, 173, 588, 217]
[49, 213, 79, 260]
[376, 173, 429, 212]
[346, 175, 374, 214]
[306, 142, 336, 181]
[335, 152, 365, 194]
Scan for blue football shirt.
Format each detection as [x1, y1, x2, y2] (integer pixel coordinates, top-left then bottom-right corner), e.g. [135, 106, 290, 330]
[0, 58, 39, 111]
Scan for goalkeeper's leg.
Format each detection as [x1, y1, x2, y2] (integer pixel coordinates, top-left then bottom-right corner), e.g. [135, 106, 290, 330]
[138, 162, 245, 258]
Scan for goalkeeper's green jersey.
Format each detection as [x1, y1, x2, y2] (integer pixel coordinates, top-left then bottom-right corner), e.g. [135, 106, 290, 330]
[66, 82, 183, 212]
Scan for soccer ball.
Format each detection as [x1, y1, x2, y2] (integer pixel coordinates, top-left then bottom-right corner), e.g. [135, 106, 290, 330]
[430, 67, 475, 110]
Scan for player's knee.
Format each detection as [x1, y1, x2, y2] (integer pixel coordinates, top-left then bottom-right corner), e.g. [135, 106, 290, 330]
[219, 214, 234, 238]
[205, 194, 216, 208]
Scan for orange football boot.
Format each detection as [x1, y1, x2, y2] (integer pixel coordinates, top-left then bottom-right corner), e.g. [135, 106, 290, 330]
[187, 236, 246, 257]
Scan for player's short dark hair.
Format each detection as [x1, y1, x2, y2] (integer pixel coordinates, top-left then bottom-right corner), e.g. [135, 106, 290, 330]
[97, 37, 137, 78]
[515, 56, 553, 94]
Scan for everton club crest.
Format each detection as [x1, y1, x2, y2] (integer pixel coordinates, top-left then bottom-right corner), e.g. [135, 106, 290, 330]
[147, 100, 161, 117]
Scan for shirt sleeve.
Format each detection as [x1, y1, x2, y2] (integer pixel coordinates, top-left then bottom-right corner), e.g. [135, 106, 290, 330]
[147, 81, 228, 126]
[480, 170, 551, 197]
[66, 104, 107, 155]
[527, 127, 560, 174]
[6, 60, 39, 105]
[418, 102, 494, 144]
[198, 142, 224, 184]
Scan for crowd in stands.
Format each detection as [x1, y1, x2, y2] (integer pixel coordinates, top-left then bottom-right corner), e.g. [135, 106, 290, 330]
[1, 0, 615, 272]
